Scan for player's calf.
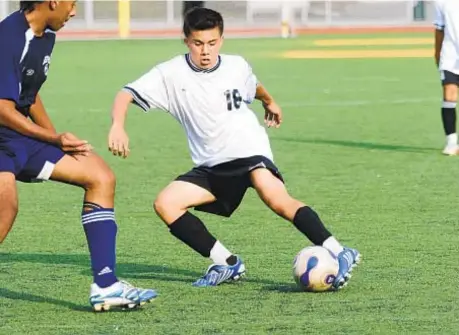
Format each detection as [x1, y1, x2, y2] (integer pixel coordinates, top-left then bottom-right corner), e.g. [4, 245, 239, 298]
[251, 168, 360, 273]
[0, 172, 18, 243]
[51, 155, 120, 286]
[441, 84, 459, 155]
[154, 181, 242, 285]
[50, 154, 157, 307]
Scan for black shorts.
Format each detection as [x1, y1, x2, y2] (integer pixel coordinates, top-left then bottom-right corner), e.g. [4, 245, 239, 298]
[176, 155, 284, 217]
[441, 70, 459, 86]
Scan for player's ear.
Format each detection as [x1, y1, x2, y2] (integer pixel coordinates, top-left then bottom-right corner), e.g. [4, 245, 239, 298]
[49, 1, 58, 11]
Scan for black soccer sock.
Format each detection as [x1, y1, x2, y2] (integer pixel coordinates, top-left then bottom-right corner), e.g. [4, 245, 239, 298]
[292, 206, 332, 245]
[441, 101, 457, 135]
[169, 211, 217, 257]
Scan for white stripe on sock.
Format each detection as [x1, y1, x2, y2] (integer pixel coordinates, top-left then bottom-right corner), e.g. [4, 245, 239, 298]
[442, 101, 457, 109]
[82, 215, 115, 224]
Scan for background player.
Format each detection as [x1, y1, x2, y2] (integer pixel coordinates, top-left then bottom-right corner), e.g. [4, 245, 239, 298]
[108, 7, 360, 289]
[0, 1, 156, 311]
[434, 0, 459, 155]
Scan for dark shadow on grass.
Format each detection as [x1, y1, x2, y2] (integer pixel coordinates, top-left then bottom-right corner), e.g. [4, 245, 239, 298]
[274, 137, 438, 154]
[261, 284, 337, 295]
[0, 288, 91, 312]
[261, 284, 304, 293]
[0, 253, 285, 286]
[0, 288, 146, 313]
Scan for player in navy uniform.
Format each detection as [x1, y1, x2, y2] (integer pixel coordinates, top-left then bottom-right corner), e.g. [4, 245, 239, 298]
[0, 1, 156, 312]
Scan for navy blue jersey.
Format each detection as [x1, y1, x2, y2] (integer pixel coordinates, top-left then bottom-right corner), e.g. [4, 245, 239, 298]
[0, 10, 55, 116]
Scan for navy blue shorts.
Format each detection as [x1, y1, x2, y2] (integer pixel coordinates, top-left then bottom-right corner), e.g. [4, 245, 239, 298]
[0, 127, 65, 183]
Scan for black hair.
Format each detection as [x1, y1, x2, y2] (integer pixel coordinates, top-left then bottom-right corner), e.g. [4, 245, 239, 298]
[183, 7, 224, 37]
[19, 1, 43, 12]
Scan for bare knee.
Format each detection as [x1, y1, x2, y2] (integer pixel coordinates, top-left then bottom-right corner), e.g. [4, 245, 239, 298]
[0, 173, 18, 243]
[153, 193, 185, 225]
[85, 165, 116, 193]
[0, 199, 18, 243]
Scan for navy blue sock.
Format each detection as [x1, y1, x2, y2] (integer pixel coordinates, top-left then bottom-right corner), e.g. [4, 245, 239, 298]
[82, 202, 118, 288]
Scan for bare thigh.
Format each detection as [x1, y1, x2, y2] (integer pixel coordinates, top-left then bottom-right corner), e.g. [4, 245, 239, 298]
[250, 168, 304, 221]
[443, 84, 458, 102]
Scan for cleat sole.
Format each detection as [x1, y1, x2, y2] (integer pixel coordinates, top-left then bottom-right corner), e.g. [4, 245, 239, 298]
[93, 303, 111, 312]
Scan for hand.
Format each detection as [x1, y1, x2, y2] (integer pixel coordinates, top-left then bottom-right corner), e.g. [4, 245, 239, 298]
[57, 132, 92, 155]
[263, 101, 283, 128]
[108, 124, 130, 158]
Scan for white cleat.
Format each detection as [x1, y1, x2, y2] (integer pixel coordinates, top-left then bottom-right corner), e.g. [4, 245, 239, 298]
[442, 144, 459, 156]
[89, 280, 157, 312]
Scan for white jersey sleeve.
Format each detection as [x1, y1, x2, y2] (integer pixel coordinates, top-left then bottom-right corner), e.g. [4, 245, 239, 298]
[241, 59, 258, 104]
[123, 67, 169, 112]
[434, 0, 445, 30]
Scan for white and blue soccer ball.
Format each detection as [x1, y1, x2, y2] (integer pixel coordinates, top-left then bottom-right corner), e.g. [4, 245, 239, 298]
[292, 246, 339, 292]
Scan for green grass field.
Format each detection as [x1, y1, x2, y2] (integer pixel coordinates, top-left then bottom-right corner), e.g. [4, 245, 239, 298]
[1, 32, 458, 334]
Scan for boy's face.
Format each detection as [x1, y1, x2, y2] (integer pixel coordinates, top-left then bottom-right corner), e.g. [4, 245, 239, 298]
[47, 0, 77, 31]
[184, 27, 223, 69]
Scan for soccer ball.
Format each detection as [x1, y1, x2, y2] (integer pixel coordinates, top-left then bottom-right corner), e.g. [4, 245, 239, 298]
[292, 246, 339, 292]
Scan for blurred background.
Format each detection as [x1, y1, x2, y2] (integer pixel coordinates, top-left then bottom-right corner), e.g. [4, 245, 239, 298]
[0, 0, 436, 39]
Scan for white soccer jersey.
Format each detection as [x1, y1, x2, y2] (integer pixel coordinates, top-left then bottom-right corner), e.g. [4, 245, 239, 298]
[123, 54, 274, 167]
[434, 0, 459, 74]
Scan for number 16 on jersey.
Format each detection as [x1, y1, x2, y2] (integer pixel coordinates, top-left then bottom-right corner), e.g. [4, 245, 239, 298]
[224, 89, 242, 111]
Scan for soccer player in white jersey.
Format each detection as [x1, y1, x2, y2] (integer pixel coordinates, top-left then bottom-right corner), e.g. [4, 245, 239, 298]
[434, 0, 459, 155]
[108, 8, 360, 289]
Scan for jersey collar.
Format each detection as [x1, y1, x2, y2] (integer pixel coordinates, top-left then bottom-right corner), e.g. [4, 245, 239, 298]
[185, 54, 221, 73]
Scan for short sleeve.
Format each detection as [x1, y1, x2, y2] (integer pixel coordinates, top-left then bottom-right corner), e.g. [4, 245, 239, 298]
[0, 34, 20, 104]
[242, 59, 258, 104]
[123, 67, 169, 112]
[434, 1, 445, 31]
